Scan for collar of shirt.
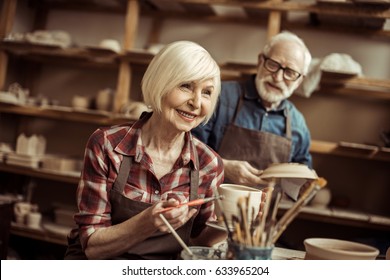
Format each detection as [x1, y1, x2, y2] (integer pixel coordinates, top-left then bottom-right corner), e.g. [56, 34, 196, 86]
[113, 111, 197, 169]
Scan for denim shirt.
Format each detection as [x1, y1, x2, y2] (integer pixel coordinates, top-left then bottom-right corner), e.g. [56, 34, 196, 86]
[192, 76, 312, 168]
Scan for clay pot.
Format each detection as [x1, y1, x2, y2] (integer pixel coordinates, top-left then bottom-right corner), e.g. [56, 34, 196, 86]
[310, 187, 331, 208]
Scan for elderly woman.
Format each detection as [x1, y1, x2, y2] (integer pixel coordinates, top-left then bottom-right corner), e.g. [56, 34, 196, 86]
[65, 41, 225, 260]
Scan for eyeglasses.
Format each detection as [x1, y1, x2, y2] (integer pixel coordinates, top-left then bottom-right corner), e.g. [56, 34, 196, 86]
[262, 55, 302, 81]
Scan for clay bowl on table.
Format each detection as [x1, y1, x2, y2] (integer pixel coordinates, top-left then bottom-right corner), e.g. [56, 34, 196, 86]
[304, 238, 379, 260]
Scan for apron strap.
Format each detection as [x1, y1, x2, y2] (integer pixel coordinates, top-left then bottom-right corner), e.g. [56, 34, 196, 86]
[113, 139, 200, 201]
[284, 107, 292, 139]
[189, 139, 200, 202]
[230, 83, 246, 124]
[112, 156, 132, 193]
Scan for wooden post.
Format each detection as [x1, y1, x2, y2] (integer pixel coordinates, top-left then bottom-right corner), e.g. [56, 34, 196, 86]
[0, 0, 17, 90]
[146, 17, 163, 48]
[114, 0, 140, 113]
[0, 0, 17, 38]
[267, 0, 282, 40]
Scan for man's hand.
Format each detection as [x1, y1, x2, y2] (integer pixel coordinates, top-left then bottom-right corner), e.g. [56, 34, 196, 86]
[222, 159, 266, 187]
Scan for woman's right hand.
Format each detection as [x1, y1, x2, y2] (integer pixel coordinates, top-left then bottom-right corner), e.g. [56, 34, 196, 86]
[152, 199, 197, 232]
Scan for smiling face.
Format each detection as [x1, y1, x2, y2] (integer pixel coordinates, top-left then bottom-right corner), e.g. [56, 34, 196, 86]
[160, 79, 215, 133]
[256, 40, 305, 107]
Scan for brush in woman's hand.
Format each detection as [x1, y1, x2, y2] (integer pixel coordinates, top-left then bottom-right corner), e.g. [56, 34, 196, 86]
[158, 195, 224, 213]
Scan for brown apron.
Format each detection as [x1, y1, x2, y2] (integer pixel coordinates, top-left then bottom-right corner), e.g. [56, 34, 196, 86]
[65, 145, 200, 260]
[218, 85, 292, 171]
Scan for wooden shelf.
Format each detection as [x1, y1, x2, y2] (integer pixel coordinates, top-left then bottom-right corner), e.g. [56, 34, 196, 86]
[10, 222, 68, 246]
[0, 162, 80, 184]
[28, 0, 390, 20]
[221, 61, 390, 100]
[0, 103, 136, 125]
[141, 0, 390, 19]
[279, 203, 390, 232]
[0, 41, 154, 68]
[310, 140, 390, 162]
[319, 73, 390, 101]
[10, 0, 389, 41]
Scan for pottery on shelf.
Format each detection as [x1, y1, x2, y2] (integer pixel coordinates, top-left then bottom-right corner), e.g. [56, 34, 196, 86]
[310, 187, 332, 208]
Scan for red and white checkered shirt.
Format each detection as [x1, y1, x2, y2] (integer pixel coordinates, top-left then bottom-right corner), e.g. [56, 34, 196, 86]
[73, 115, 224, 247]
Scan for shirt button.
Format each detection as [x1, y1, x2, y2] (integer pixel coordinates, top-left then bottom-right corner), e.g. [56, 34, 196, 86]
[154, 190, 159, 195]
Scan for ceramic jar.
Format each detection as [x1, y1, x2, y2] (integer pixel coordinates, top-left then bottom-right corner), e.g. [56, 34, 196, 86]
[95, 88, 113, 111]
[310, 187, 332, 208]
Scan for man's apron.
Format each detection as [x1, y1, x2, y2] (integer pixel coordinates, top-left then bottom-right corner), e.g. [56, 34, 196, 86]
[218, 84, 292, 171]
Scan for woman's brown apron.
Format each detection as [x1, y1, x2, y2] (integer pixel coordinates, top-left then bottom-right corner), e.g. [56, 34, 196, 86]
[218, 85, 292, 171]
[65, 148, 200, 260]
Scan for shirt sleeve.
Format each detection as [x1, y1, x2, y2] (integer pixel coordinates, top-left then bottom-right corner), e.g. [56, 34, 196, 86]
[74, 128, 113, 249]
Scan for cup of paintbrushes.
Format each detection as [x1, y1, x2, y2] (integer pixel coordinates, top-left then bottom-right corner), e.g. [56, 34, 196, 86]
[227, 184, 276, 260]
[215, 184, 262, 229]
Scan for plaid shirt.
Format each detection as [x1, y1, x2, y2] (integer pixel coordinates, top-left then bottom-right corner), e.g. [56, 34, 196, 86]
[74, 114, 224, 248]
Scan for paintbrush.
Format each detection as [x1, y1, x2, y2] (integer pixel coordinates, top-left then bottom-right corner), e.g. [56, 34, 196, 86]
[159, 213, 193, 256]
[272, 177, 327, 243]
[265, 190, 282, 247]
[237, 196, 252, 245]
[158, 195, 224, 213]
[253, 181, 275, 246]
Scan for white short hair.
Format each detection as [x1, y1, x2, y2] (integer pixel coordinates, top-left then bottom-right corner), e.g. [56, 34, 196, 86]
[141, 41, 221, 123]
[263, 31, 312, 75]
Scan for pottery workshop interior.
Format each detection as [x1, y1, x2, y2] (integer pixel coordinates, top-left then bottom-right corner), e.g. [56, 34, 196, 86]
[0, 0, 389, 260]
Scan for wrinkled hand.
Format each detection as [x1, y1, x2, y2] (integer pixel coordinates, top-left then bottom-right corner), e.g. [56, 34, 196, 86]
[152, 199, 197, 232]
[223, 159, 266, 187]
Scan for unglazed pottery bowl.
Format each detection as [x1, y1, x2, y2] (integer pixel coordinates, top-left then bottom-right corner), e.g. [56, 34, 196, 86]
[260, 163, 318, 180]
[304, 238, 379, 260]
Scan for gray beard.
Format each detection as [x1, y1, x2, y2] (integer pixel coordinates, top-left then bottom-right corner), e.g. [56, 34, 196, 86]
[255, 75, 295, 106]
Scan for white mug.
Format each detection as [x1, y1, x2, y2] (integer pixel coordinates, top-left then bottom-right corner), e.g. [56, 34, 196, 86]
[71, 95, 90, 109]
[26, 212, 42, 228]
[14, 202, 32, 224]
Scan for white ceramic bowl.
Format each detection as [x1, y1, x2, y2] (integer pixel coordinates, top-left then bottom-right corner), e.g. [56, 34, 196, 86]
[260, 163, 318, 180]
[304, 238, 379, 260]
[215, 184, 262, 228]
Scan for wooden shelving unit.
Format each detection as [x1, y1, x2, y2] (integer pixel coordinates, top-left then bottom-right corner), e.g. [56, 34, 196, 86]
[1, 0, 389, 250]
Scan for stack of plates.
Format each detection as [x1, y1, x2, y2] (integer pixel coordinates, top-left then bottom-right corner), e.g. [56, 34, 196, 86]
[0, 91, 19, 104]
[5, 153, 42, 168]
